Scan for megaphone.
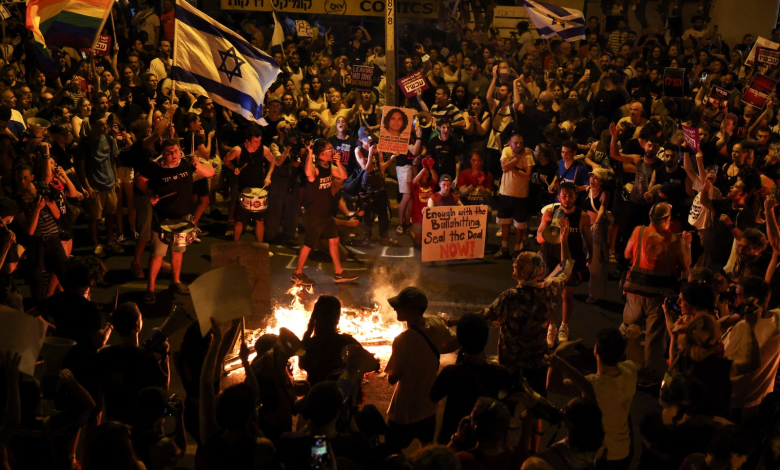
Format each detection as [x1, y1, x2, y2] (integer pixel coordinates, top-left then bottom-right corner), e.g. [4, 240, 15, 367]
[27, 117, 51, 138]
[296, 117, 317, 136]
[541, 203, 565, 244]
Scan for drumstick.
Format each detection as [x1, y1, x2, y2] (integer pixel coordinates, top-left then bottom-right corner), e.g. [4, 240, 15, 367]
[158, 192, 178, 200]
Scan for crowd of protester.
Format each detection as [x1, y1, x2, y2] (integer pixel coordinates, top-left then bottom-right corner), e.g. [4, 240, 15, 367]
[0, 0, 780, 469]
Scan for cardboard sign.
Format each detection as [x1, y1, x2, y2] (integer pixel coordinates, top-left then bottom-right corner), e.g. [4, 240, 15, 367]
[682, 125, 700, 154]
[742, 73, 778, 110]
[701, 85, 729, 127]
[191, 265, 254, 336]
[422, 205, 488, 262]
[377, 106, 416, 154]
[79, 34, 111, 57]
[397, 71, 430, 98]
[211, 242, 271, 331]
[755, 46, 780, 69]
[0, 306, 47, 376]
[295, 20, 313, 38]
[745, 36, 780, 67]
[350, 65, 374, 89]
[663, 68, 685, 98]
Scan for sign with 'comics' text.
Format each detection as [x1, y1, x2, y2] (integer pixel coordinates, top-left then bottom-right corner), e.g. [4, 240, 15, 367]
[422, 205, 488, 262]
[742, 73, 778, 110]
[397, 71, 430, 98]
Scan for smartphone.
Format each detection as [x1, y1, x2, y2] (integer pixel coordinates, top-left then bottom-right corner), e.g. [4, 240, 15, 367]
[80, 51, 87, 60]
[311, 436, 328, 469]
[701, 73, 708, 82]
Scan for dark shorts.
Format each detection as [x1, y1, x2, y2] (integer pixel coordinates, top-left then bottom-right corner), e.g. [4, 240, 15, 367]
[194, 178, 209, 197]
[567, 259, 590, 287]
[303, 215, 338, 249]
[236, 205, 265, 225]
[496, 194, 530, 227]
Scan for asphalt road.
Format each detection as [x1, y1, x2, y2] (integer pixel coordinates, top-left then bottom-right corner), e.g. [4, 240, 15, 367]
[57, 204, 655, 468]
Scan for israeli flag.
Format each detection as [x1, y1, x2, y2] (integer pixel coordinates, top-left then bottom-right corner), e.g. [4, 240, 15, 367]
[523, 0, 586, 42]
[172, 0, 280, 124]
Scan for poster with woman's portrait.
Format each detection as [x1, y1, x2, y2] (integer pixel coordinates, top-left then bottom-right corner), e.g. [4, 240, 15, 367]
[378, 107, 415, 154]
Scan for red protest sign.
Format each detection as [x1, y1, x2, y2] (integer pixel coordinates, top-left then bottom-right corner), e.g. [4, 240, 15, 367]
[742, 73, 778, 110]
[682, 125, 700, 154]
[756, 46, 780, 69]
[397, 71, 430, 98]
[80, 35, 112, 57]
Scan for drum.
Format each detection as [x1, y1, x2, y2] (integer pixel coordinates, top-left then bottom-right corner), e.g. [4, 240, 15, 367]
[159, 219, 197, 246]
[239, 187, 268, 212]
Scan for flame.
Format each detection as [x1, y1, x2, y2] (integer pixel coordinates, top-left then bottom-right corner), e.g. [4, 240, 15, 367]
[224, 285, 404, 379]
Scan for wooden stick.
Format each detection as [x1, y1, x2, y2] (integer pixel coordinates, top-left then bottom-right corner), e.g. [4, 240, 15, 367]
[159, 191, 177, 200]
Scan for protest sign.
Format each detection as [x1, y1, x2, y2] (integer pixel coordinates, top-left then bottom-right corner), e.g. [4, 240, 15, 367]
[80, 34, 111, 57]
[663, 68, 685, 98]
[211, 242, 271, 331]
[397, 71, 430, 98]
[682, 125, 700, 153]
[377, 107, 416, 154]
[192, 265, 254, 336]
[0, 306, 47, 376]
[755, 46, 780, 69]
[701, 85, 729, 127]
[350, 65, 374, 88]
[422, 205, 488, 262]
[295, 20, 313, 37]
[742, 73, 778, 110]
[745, 36, 780, 67]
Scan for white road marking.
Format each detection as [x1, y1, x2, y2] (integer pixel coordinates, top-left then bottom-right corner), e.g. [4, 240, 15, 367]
[381, 246, 415, 258]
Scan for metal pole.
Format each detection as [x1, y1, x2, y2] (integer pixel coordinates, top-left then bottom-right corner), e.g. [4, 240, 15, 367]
[385, 0, 397, 107]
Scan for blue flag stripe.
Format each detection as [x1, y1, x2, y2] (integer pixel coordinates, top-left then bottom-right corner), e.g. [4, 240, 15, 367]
[533, 0, 577, 20]
[174, 4, 278, 69]
[171, 66, 263, 120]
[537, 26, 586, 40]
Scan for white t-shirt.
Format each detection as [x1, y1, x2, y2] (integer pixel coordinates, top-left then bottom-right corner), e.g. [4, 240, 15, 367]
[137, 12, 160, 46]
[385, 315, 456, 424]
[499, 146, 534, 198]
[724, 314, 780, 409]
[585, 360, 638, 461]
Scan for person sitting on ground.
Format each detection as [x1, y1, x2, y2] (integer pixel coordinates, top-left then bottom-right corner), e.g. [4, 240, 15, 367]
[300, 295, 360, 385]
[428, 174, 462, 207]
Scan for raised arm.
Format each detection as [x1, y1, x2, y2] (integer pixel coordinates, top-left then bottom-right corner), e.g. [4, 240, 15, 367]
[609, 122, 640, 164]
[199, 318, 223, 444]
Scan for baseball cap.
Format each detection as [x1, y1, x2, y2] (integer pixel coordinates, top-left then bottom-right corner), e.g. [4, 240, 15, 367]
[358, 126, 370, 141]
[439, 174, 453, 183]
[388, 286, 428, 313]
[649, 202, 672, 221]
[588, 168, 609, 181]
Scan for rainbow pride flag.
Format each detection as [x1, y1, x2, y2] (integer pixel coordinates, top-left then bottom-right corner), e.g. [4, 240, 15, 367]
[26, 0, 113, 74]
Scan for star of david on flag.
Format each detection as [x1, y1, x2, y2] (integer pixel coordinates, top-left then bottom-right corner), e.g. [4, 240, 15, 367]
[523, 0, 586, 42]
[172, 0, 280, 124]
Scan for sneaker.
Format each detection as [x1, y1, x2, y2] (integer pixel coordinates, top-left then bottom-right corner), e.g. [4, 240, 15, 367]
[116, 234, 128, 245]
[108, 242, 125, 254]
[396, 225, 405, 235]
[196, 226, 209, 237]
[496, 228, 502, 237]
[558, 323, 570, 343]
[161, 260, 172, 271]
[334, 271, 359, 283]
[225, 222, 235, 238]
[547, 322, 558, 349]
[94, 244, 105, 257]
[493, 247, 511, 259]
[291, 272, 315, 286]
[130, 262, 144, 279]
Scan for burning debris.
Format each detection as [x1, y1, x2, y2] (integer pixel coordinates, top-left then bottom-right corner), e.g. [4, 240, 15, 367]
[224, 285, 405, 379]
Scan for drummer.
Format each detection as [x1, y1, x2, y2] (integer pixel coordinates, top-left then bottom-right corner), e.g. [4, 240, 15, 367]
[135, 138, 215, 304]
[223, 124, 275, 247]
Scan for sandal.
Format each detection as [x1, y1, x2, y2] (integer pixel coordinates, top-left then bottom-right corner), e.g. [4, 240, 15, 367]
[143, 291, 156, 305]
[170, 282, 191, 295]
[396, 225, 405, 235]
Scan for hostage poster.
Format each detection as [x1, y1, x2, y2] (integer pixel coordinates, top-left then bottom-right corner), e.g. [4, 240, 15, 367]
[742, 73, 778, 110]
[377, 106, 416, 154]
[422, 205, 488, 262]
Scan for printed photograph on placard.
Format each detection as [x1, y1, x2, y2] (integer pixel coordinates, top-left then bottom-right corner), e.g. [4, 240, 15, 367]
[377, 107, 416, 154]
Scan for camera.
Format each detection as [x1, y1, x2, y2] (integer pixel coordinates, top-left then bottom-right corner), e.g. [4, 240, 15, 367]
[283, 117, 317, 162]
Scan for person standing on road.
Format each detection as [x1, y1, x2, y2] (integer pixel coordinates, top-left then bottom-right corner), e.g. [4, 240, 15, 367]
[622, 202, 691, 386]
[135, 139, 215, 304]
[291, 139, 358, 287]
[538, 182, 593, 346]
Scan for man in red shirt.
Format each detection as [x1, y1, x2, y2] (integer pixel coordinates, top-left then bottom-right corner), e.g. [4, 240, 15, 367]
[160, 0, 175, 43]
[457, 151, 493, 206]
[410, 162, 438, 246]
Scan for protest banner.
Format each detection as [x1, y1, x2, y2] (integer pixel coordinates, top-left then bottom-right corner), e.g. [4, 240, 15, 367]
[701, 85, 729, 127]
[742, 73, 778, 110]
[422, 205, 488, 262]
[350, 65, 374, 88]
[295, 20, 313, 37]
[682, 125, 700, 153]
[397, 71, 429, 98]
[745, 36, 780, 67]
[663, 68, 685, 98]
[80, 34, 111, 57]
[377, 106, 416, 154]
[755, 46, 780, 69]
[211, 242, 271, 331]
